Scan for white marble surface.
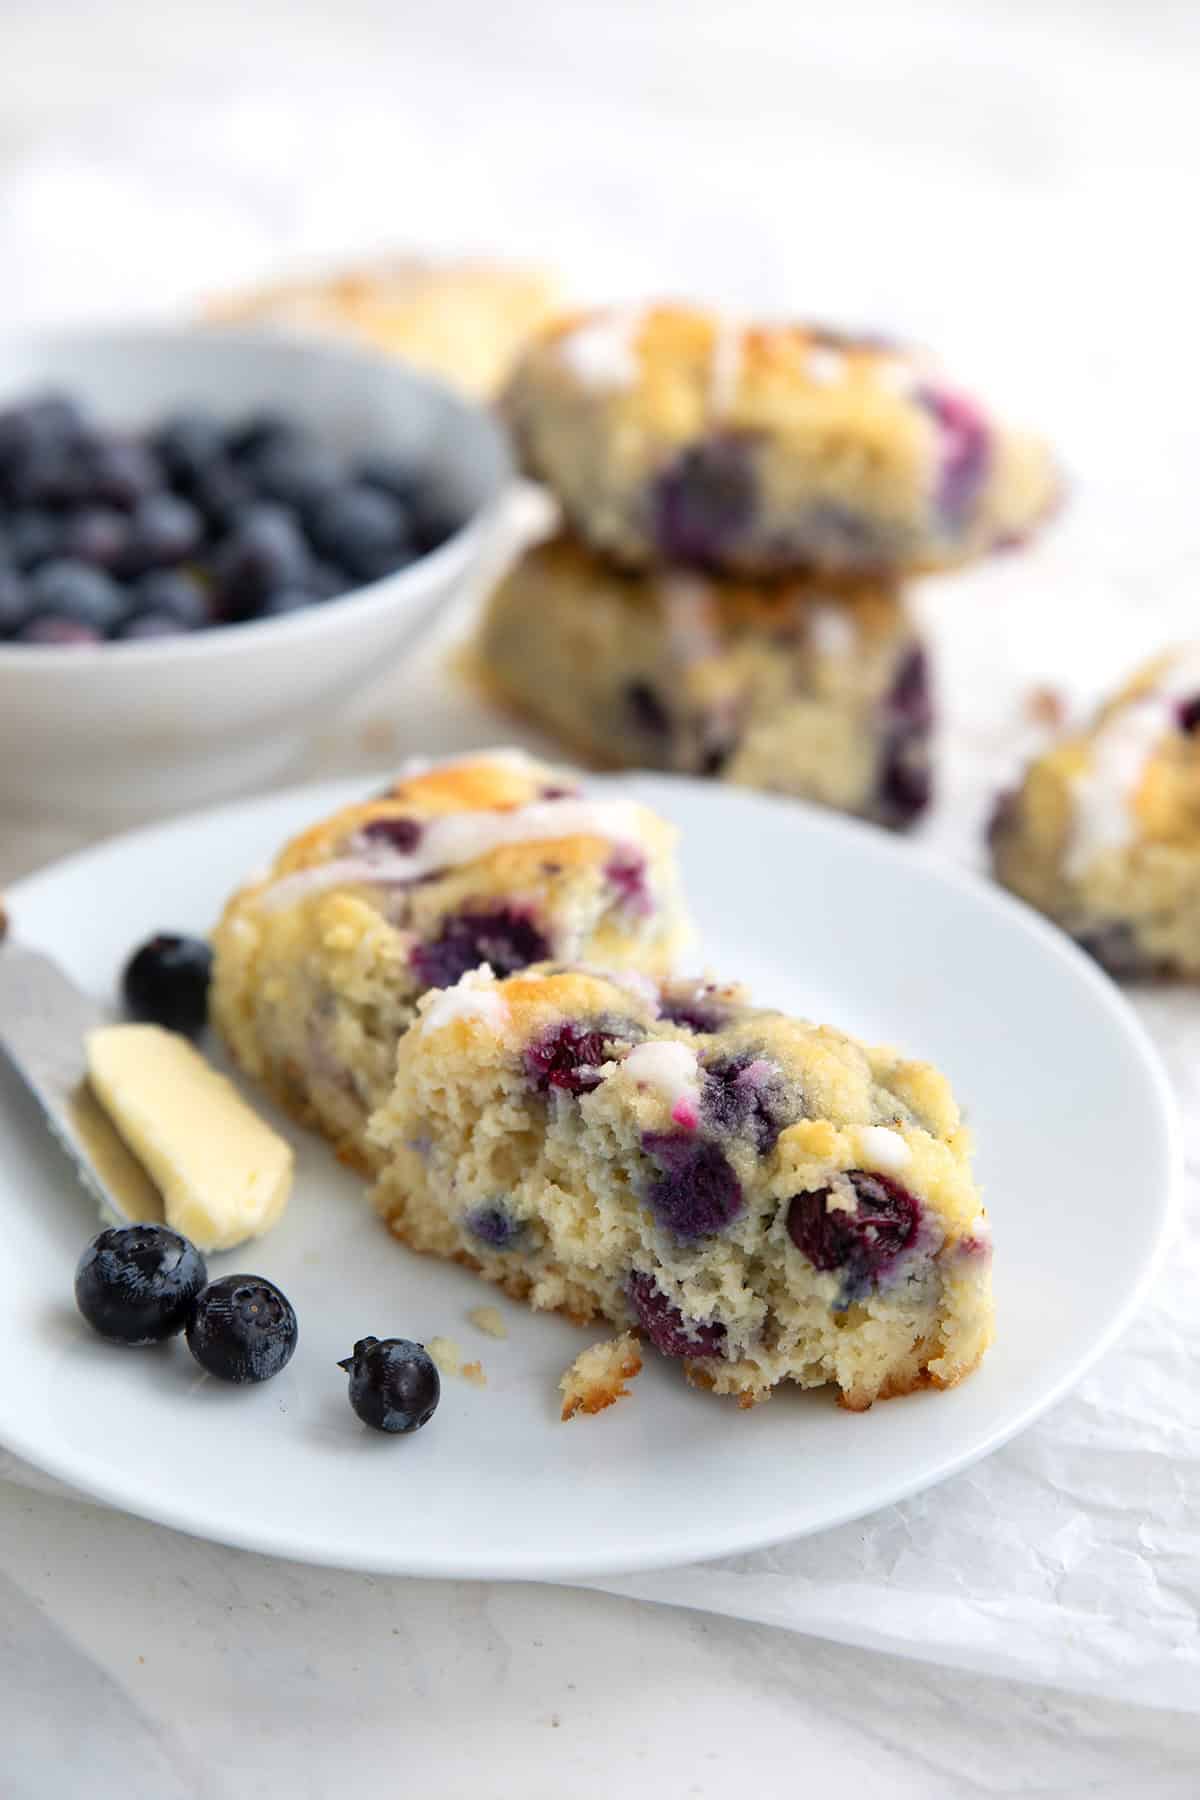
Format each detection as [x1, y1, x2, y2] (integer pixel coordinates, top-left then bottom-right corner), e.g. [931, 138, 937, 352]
[3, 2, 1200, 1793]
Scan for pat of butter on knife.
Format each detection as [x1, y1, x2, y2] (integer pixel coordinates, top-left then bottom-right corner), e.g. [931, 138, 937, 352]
[85, 1024, 293, 1252]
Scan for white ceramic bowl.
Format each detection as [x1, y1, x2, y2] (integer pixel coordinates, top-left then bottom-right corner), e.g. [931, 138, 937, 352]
[0, 327, 512, 820]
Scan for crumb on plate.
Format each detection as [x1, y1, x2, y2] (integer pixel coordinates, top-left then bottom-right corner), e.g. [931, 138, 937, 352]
[560, 1332, 643, 1421]
[468, 1304, 508, 1340]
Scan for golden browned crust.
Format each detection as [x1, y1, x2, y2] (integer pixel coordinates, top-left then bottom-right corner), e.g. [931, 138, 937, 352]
[209, 257, 565, 397]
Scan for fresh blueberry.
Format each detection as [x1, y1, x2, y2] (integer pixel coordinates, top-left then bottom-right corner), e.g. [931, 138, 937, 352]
[14, 615, 103, 646]
[75, 1223, 207, 1346]
[360, 815, 423, 852]
[702, 1052, 794, 1154]
[464, 1201, 523, 1249]
[338, 1336, 440, 1434]
[114, 610, 190, 640]
[919, 387, 991, 528]
[1177, 696, 1200, 735]
[786, 1170, 920, 1294]
[524, 1021, 612, 1095]
[875, 646, 935, 829]
[306, 560, 351, 600]
[658, 985, 731, 1035]
[225, 412, 298, 462]
[652, 435, 758, 567]
[6, 508, 60, 570]
[186, 1275, 298, 1383]
[249, 435, 341, 511]
[213, 503, 311, 617]
[154, 411, 228, 486]
[605, 849, 653, 914]
[60, 505, 132, 572]
[0, 566, 30, 637]
[122, 932, 213, 1036]
[122, 493, 204, 574]
[985, 788, 1018, 849]
[625, 680, 671, 738]
[1072, 921, 1159, 980]
[185, 459, 257, 536]
[308, 484, 412, 583]
[627, 1271, 726, 1357]
[641, 1134, 743, 1240]
[87, 437, 164, 510]
[128, 568, 210, 629]
[27, 559, 126, 634]
[356, 450, 421, 504]
[411, 907, 550, 989]
[255, 587, 321, 620]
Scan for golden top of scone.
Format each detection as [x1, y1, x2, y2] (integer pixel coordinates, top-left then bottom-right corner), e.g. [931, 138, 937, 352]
[228, 752, 679, 911]
[1009, 647, 1200, 859]
[210, 257, 564, 397]
[510, 302, 936, 434]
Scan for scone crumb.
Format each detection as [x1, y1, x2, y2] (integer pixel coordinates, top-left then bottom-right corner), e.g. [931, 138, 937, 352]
[468, 1305, 508, 1340]
[427, 1335, 462, 1377]
[560, 1332, 643, 1421]
[1024, 684, 1067, 729]
[461, 1359, 487, 1387]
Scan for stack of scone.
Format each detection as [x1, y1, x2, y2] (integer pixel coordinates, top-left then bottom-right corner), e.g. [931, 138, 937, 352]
[478, 303, 1059, 827]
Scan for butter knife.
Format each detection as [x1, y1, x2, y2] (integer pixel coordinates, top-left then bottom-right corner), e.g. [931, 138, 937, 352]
[0, 943, 162, 1226]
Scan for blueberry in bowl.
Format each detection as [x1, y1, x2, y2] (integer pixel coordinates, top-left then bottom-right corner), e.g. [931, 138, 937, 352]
[0, 326, 511, 818]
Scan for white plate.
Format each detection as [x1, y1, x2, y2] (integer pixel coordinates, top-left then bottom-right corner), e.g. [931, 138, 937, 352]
[0, 776, 1179, 1578]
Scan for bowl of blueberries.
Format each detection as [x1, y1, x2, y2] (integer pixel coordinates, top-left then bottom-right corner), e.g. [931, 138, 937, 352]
[0, 326, 511, 818]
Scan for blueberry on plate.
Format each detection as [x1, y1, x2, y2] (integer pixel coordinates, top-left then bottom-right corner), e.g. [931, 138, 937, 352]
[249, 435, 341, 511]
[187, 1275, 298, 1383]
[339, 1336, 441, 1433]
[122, 932, 213, 1036]
[75, 1223, 207, 1345]
[26, 559, 126, 634]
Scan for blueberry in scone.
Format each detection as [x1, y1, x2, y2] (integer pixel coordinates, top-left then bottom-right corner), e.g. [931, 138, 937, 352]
[475, 534, 933, 828]
[503, 303, 1059, 578]
[991, 646, 1200, 978]
[211, 751, 692, 1169]
[366, 967, 993, 1411]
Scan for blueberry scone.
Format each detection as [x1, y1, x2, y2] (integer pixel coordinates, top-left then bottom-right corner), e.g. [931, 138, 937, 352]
[476, 534, 932, 827]
[991, 647, 1200, 978]
[367, 967, 993, 1410]
[504, 303, 1059, 578]
[211, 752, 691, 1168]
[211, 257, 563, 397]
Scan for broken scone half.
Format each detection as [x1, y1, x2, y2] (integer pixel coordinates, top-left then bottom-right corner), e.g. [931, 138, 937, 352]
[366, 966, 993, 1412]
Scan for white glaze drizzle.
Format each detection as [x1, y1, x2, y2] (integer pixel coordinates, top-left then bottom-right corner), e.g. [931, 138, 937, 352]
[420, 967, 509, 1033]
[623, 1040, 702, 1126]
[1065, 649, 1200, 879]
[806, 347, 847, 386]
[808, 603, 857, 661]
[259, 797, 648, 913]
[858, 1125, 912, 1173]
[557, 309, 644, 390]
[661, 574, 719, 665]
[707, 319, 744, 418]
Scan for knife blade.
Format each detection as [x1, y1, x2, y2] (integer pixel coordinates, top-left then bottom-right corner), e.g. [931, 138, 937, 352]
[0, 943, 162, 1226]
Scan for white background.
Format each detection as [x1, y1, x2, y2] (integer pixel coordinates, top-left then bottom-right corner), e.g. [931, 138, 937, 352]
[1, 3, 1198, 1794]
